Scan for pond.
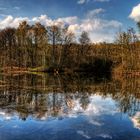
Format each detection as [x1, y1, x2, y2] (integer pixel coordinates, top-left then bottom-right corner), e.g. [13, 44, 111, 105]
[0, 73, 140, 140]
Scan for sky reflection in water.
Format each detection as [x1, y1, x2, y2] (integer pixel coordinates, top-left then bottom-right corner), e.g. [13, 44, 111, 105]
[0, 94, 140, 140]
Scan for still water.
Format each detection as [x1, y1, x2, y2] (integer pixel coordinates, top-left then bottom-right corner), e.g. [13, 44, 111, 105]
[0, 73, 140, 140]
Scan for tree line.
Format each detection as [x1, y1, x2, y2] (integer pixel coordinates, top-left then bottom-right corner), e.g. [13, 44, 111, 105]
[0, 21, 140, 73]
[0, 21, 92, 71]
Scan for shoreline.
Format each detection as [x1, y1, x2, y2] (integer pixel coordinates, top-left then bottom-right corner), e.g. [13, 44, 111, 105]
[0, 67, 140, 78]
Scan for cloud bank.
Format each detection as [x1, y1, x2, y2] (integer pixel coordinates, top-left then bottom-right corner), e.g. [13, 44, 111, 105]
[0, 10, 122, 43]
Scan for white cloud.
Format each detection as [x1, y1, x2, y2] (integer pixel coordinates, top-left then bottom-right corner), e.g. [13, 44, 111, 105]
[131, 112, 140, 130]
[77, 0, 109, 4]
[77, 130, 91, 139]
[0, 15, 29, 29]
[13, 6, 20, 10]
[129, 3, 140, 22]
[77, 0, 86, 4]
[0, 12, 122, 43]
[67, 12, 122, 42]
[94, 0, 110, 2]
[98, 134, 112, 139]
[86, 8, 105, 18]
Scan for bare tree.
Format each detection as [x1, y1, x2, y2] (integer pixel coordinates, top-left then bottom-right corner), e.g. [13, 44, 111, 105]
[31, 23, 48, 67]
[16, 21, 30, 68]
[47, 25, 62, 66]
[78, 31, 91, 64]
[79, 31, 90, 46]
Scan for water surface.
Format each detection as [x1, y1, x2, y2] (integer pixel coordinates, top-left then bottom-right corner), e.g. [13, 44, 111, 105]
[0, 73, 140, 140]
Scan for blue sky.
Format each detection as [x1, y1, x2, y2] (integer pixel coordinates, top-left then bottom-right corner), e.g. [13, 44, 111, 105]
[0, 0, 140, 42]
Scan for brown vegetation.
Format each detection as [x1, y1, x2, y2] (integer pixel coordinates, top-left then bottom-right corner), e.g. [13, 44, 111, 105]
[0, 21, 140, 76]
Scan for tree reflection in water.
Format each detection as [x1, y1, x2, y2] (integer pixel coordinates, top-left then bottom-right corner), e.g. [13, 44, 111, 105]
[0, 73, 139, 121]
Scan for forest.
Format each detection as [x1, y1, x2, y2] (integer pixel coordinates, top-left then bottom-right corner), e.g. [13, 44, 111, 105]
[0, 21, 140, 75]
